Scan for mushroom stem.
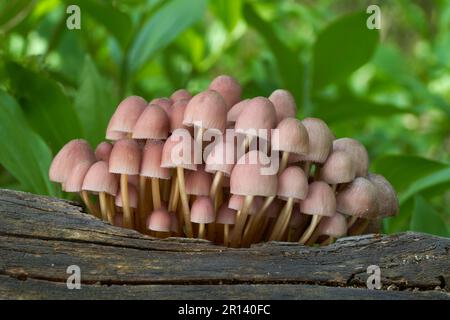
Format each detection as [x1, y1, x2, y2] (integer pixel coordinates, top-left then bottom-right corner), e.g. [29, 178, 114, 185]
[347, 216, 358, 229]
[137, 176, 147, 231]
[306, 229, 320, 246]
[120, 174, 134, 229]
[269, 197, 294, 241]
[107, 194, 116, 225]
[99, 192, 109, 222]
[210, 171, 224, 208]
[80, 191, 101, 218]
[242, 196, 274, 245]
[162, 179, 171, 202]
[177, 167, 194, 238]
[320, 237, 335, 246]
[299, 215, 322, 244]
[303, 161, 311, 177]
[230, 195, 253, 247]
[224, 224, 230, 246]
[349, 218, 370, 236]
[208, 171, 223, 243]
[151, 178, 161, 210]
[279, 151, 289, 173]
[198, 223, 206, 239]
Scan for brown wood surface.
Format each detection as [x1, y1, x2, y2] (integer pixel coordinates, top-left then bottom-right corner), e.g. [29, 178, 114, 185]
[0, 189, 448, 300]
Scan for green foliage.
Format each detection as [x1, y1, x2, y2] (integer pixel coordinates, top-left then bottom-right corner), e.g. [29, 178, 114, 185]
[0, 0, 448, 236]
[74, 55, 116, 146]
[127, 0, 208, 73]
[0, 89, 59, 197]
[312, 11, 379, 90]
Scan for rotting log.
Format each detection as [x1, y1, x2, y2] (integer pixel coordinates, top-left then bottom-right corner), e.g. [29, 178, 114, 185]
[0, 189, 448, 300]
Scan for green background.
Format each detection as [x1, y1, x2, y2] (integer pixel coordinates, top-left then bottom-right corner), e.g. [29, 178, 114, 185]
[0, 0, 449, 237]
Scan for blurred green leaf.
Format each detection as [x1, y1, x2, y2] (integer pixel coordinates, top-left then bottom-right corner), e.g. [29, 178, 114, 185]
[243, 3, 304, 108]
[400, 166, 450, 205]
[0, 89, 59, 197]
[410, 195, 449, 237]
[6, 61, 83, 153]
[312, 11, 379, 90]
[211, 0, 242, 31]
[384, 198, 414, 234]
[63, 0, 132, 48]
[373, 45, 450, 117]
[314, 95, 409, 124]
[127, 0, 208, 73]
[372, 155, 448, 194]
[74, 55, 116, 147]
[398, 0, 429, 36]
[0, 0, 34, 32]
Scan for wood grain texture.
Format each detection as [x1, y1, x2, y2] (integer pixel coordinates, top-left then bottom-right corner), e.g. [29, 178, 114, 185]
[0, 189, 449, 300]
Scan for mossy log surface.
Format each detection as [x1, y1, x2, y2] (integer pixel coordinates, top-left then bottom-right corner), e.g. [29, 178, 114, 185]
[0, 189, 448, 300]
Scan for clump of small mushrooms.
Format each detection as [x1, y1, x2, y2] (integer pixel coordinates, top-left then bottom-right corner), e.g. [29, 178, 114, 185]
[49, 75, 398, 248]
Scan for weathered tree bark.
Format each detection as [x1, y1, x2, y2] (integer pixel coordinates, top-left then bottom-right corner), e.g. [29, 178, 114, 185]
[0, 189, 448, 300]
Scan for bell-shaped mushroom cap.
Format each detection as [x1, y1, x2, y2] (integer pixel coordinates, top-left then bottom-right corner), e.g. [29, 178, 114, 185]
[336, 177, 379, 219]
[368, 173, 399, 217]
[228, 195, 262, 215]
[230, 150, 278, 197]
[227, 99, 250, 123]
[169, 99, 191, 133]
[228, 194, 244, 211]
[183, 90, 227, 132]
[169, 212, 179, 233]
[208, 75, 242, 110]
[216, 203, 236, 225]
[171, 89, 192, 102]
[109, 139, 141, 175]
[149, 97, 173, 115]
[333, 138, 369, 177]
[132, 105, 169, 140]
[49, 139, 96, 183]
[205, 140, 235, 176]
[82, 161, 119, 195]
[140, 140, 170, 179]
[268, 89, 297, 123]
[95, 142, 113, 162]
[115, 183, 138, 208]
[106, 96, 147, 135]
[105, 129, 127, 141]
[320, 150, 356, 185]
[63, 161, 94, 192]
[160, 129, 196, 170]
[289, 205, 308, 228]
[190, 196, 215, 224]
[317, 213, 347, 238]
[266, 199, 283, 218]
[147, 208, 171, 232]
[114, 213, 123, 227]
[235, 97, 277, 140]
[272, 118, 309, 155]
[300, 181, 336, 217]
[227, 99, 251, 123]
[185, 166, 212, 196]
[299, 118, 333, 164]
[277, 166, 309, 201]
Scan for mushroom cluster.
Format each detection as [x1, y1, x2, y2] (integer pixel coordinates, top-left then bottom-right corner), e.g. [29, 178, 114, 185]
[49, 75, 398, 248]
